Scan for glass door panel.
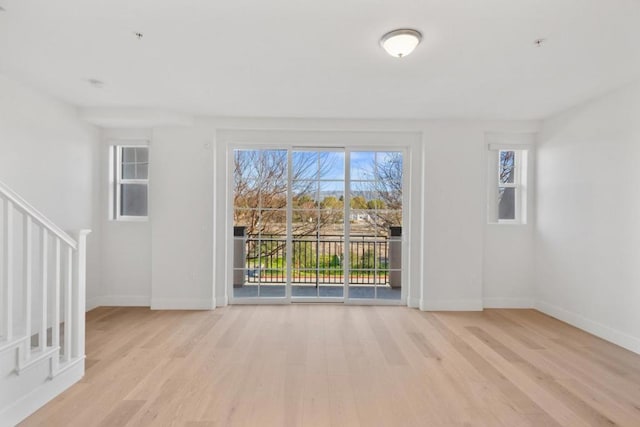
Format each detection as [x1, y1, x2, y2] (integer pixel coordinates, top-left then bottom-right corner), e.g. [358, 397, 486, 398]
[348, 151, 403, 301]
[291, 149, 345, 299]
[231, 147, 403, 303]
[233, 149, 288, 299]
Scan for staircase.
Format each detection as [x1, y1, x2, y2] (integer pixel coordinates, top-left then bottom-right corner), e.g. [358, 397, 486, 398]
[0, 181, 90, 427]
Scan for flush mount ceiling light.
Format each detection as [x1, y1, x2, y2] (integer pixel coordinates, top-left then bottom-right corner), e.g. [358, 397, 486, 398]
[380, 29, 422, 58]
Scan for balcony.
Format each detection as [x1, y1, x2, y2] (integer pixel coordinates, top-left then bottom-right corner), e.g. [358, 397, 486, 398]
[233, 231, 401, 300]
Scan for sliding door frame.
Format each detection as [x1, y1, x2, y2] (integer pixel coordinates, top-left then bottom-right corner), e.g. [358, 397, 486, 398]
[226, 141, 410, 306]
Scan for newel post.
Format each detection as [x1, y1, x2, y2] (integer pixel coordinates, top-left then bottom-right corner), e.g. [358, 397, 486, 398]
[72, 229, 91, 359]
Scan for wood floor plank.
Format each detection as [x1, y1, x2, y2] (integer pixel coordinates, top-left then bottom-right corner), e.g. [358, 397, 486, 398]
[19, 306, 640, 427]
[97, 400, 146, 427]
[423, 313, 565, 426]
[483, 309, 546, 350]
[466, 326, 618, 426]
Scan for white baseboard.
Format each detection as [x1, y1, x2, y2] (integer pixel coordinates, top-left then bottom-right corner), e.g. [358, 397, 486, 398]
[419, 298, 483, 311]
[0, 359, 84, 427]
[483, 297, 534, 309]
[535, 300, 640, 355]
[88, 295, 215, 310]
[86, 296, 101, 311]
[216, 295, 229, 307]
[407, 296, 420, 309]
[86, 295, 151, 310]
[150, 297, 215, 310]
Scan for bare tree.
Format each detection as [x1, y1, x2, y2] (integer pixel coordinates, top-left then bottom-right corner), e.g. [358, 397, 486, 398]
[234, 149, 288, 237]
[362, 152, 403, 234]
[233, 150, 341, 262]
[498, 150, 515, 219]
[233, 150, 405, 277]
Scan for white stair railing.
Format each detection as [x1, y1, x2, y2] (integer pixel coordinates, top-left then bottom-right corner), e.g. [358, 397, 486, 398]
[0, 180, 90, 379]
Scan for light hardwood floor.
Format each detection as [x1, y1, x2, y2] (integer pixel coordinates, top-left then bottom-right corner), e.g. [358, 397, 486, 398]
[20, 305, 640, 426]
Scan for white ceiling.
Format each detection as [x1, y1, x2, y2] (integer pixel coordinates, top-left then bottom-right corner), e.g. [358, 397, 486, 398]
[1, 0, 639, 120]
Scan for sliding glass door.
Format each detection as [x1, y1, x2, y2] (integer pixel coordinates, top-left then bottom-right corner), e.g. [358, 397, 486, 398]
[348, 152, 403, 300]
[232, 149, 288, 298]
[231, 147, 404, 303]
[290, 149, 345, 299]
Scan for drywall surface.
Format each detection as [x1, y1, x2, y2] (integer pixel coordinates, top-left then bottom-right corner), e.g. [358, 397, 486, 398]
[0, 74, 101, 302]
[147, 118, 538, 310]
[92, 129, 152, 309]
[537, 80, 640, 353]
[150, 125, 215, 309]
[483, 133, 536, 308]
[483, 224, 535, 308]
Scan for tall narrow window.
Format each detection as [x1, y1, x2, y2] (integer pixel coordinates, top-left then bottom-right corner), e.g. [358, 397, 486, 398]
[498, 150, 517, 220]
[488, 148, 527, 224]
[113, 145, 149, 220]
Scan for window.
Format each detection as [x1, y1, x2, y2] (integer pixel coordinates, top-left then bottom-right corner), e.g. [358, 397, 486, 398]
[498, 150, 517, 220]
[112, 145, 149, 220]
[488, 147, 527, 224]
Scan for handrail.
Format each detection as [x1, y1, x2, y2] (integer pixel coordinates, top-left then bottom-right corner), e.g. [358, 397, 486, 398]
[0, 180, 77, 249]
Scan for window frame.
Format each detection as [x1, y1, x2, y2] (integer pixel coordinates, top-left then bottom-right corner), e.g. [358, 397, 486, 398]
[487, 144, 529, 225]
[497, 149, 521, 224]
[112, 144, 149, 222]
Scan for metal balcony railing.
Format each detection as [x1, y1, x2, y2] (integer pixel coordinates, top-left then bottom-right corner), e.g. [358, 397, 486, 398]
[243, 234, 390, 285]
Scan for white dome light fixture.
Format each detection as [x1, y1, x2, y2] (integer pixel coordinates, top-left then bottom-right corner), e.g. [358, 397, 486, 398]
[380, 29, 422, 58]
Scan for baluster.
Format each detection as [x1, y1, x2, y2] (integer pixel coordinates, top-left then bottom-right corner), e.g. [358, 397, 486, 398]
[2, 201, 13, 340]
[40, 230, 48, 351]
[72, 231, 90, 358]
[23, 216, 32, 361]
[52, 238, 60, 371]
[65, 246, 72, 362]
[2, 200, 14, 340]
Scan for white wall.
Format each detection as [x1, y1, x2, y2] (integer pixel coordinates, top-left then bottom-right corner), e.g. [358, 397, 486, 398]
[90, 129, 152, 309]
[536, 80, 640, 353]
[143, 118, 538, 311]
[150, 125, 215, 309]
[421, 124, 539, 310]
[0, 74, 101, 302]
[482, 133, 537, 308]
[421, 123, 486, 310]
[483, 225, 535, 307]
[0, 83, 536, 313]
